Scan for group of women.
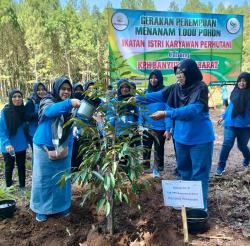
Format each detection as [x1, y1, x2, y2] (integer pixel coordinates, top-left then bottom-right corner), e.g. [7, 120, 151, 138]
[0, 58, 250, 222]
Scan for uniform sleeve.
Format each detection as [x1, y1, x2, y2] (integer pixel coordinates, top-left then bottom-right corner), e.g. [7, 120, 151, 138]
[166, 103, 205, 120]
[165, 117, 173, 131]
[0, 111, 11, 149]
[136, 90, 165, 104]
[44, 99, 72, 118]
[163, 104, 172, 131]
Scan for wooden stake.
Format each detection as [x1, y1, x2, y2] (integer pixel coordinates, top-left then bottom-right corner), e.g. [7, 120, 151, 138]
[181, 206, 189, 244]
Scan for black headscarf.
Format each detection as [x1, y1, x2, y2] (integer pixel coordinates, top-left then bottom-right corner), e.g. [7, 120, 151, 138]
[73, 82, 84, 100]
[3, 89, 25, 137]
[147, 69, 165, 92]
[230, 72, 250, 118]
[162, 59, 209, 111]
[29, 82, 47, 103]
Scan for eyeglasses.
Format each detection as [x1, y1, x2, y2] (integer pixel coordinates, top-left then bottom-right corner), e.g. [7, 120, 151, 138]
[150, 78, 158, 81]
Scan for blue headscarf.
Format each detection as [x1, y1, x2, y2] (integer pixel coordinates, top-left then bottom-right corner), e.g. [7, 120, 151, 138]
[51, 76, 72, 102]
[39, 76, 72, 122]
[38, 76, 73, 148]
[30, 82, 47, 103]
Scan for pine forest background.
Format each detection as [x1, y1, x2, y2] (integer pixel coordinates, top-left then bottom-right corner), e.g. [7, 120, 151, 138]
[1, 0, 250, 100]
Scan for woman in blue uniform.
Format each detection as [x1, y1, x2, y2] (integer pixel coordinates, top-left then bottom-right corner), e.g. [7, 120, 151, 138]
[25, 82, 47, 149]
[138, 69, 172, 177]
[136, 59, 214, 210]
[30, 76, 80, 222]
[216, 72, 250, 175]
[0, 89, 28, 188]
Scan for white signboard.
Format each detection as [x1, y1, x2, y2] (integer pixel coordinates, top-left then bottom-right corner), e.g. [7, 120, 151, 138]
[162, 180, 204, 209]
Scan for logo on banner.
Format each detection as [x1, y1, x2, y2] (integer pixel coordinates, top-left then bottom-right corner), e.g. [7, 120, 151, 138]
[226, 18, 240, 34]
[112, 12, 129, 31]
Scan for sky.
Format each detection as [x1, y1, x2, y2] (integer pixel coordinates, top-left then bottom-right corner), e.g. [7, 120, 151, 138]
[72, 0, 248, 11]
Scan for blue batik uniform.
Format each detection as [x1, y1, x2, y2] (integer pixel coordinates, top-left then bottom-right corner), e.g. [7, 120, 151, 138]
[30, 77, 73, 216]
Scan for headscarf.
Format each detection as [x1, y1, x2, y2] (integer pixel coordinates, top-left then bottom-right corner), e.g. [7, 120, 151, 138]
[147, 69, 165, 92]
[51, 76, 72, 102]
[3, 89, 25, 137]
[82, 80, 101, 107]
[130, 81, 136, 90]
[230, 72, 250, 118]
[162, 59, 209, 111]
[116, 79, 137, 118]
[38, 76, 73, 149]
[117, 79, 132, 101]
[83, 80, 95, 92]
[73, 82, 84, 100]
[29, 82, 47, 103]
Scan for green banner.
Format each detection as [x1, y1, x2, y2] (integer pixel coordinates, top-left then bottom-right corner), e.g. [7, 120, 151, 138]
[108, 9, 243, 87]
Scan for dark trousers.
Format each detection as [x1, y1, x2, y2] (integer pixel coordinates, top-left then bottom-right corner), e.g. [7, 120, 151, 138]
[175, 141, 213, 209]
[71, 138, 83, 171]
[3, 150, 26, 187]
[143, 129, 165, 169]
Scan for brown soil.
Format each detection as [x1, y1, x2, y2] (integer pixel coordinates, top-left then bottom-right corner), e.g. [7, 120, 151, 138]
[0, 110, 250, 246]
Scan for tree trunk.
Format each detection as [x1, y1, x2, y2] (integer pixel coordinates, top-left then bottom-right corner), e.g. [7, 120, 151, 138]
[34, 53, 38, 81]
[107, 134, 116, 235]
[65, 50, 72, 82]
[107, 190, 114, 235]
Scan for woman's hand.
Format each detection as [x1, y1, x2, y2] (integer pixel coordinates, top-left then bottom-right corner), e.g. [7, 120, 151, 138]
[6, 145, 14, 153]
[93, 112, 104, 122]
[149, 111, 167, 120]
[71, 99, 81, 108]
[217, 118, 224, 126]
[127, 97, 136, 104]
[164, 131, 172, 140]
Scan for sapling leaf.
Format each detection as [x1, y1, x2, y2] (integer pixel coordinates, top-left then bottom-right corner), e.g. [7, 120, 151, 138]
[110, 173, 116, 188]
[105, 201, 111, 216]
[104, 175, 111, 191]
[92, 171, 104, 181]
[97, 198, 106, 213]
[112, 161, 118, 175]
[123, 194, 129, 203]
